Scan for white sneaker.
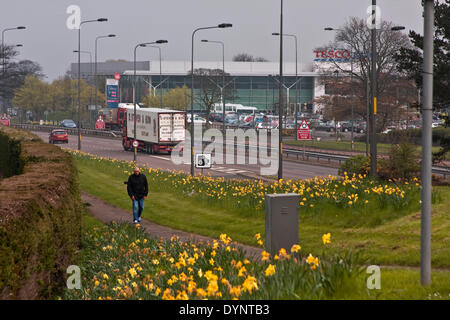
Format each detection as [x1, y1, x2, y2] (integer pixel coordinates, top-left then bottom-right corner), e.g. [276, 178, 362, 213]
[133, 220, 138, 224]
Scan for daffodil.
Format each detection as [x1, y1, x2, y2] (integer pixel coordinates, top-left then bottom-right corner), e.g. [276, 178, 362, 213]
[264, 264, 276, 277]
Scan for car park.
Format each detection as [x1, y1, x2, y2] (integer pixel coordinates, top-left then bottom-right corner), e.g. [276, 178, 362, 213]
[49, 129, 68, 144]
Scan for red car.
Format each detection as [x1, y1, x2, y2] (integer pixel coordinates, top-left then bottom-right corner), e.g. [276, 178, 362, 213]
[49, 129, 68, 144]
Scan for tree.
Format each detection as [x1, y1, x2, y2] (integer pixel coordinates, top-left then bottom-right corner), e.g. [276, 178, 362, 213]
[233, 53, 269, 62]
[395, 0, 450, 109]
[189, 68, 236, 127]
[314, 17, 415, 131]
[0, 44, 44, 113]
[12, 76, 51, 120]
[142, 85, 190, 111]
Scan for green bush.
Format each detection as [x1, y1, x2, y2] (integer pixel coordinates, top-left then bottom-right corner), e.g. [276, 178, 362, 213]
[378, 143, 421, 180]
[338, 155, 370, 176]
[0, 126, 82, 299]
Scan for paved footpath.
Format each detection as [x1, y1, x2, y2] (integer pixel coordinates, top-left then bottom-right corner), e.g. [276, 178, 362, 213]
[81, 192, 263, 260]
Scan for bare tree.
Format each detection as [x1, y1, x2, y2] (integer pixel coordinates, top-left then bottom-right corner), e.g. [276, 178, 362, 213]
[314, 17, 416, 131]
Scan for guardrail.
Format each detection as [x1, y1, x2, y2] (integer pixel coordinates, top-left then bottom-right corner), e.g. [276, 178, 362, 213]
[12, 124, 122, 139]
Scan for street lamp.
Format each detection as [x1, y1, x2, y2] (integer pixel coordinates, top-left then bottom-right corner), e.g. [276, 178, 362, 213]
[147, 45, 164, 108]
[95, 34, 116, 109]
[1, 26, 25, 113]
[190, 23, 232, 176]
[133, 40, 168, 162]
[272, 32, 300, 139]
[201, 39, 226, 136]
[77, 18, 108, 151]
[74, 50, 93, 127]
[277, 0, 284, 180]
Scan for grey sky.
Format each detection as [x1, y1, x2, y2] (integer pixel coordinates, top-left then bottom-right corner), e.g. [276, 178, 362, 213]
[1, 0, 424, 82]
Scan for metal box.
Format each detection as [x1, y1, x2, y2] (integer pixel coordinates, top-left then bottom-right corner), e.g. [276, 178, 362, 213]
[265, 193, 299, 255]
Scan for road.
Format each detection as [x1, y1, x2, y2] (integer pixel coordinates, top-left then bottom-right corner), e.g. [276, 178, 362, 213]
[32, 131, 338, 180]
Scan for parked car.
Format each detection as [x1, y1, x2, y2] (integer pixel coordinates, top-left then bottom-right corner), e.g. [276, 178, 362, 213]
[224, 114, 239, 126]
[187, 114, 211, 124]
[340, 121, 352, 132]
[49, 129, 68, 144]
[209, 112, 223, 122]
[60, 119, 77, 128]
[353, 122, 366, 133]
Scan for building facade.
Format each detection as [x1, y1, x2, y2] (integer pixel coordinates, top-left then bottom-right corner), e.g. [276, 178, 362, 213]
[71, 60, 323, 113]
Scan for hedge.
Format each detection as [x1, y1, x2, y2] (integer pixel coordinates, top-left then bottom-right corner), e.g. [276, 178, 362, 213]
[0, 125, 82, 299]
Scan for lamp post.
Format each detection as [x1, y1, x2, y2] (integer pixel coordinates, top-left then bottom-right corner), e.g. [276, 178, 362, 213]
[1, 26, 25, 114]
[1, 26, 25, 76]
[74, 50, 93, 119]
[190, 23, 232, 176]
[77, 18, 108, 151]
[147, 45, 163, 108]
[133, 40, 168, 162]
[201, 39, 226, 135]
[278, 0, 284, 180]
[95, 34, 116, 109]
[272, 32, 299, 139]
[421, 0, 434, 287]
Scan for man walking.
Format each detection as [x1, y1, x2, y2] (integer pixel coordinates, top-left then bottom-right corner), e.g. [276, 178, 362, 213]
[127, 166, 148, 224]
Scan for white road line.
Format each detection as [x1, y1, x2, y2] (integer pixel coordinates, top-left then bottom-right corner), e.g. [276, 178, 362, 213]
[150, 155, 171, 161]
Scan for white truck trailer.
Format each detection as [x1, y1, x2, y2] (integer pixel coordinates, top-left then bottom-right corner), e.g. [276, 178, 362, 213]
[122, 105, 186, 154]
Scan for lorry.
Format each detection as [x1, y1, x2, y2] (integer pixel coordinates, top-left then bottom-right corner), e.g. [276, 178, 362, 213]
[121, 104, 186, 154]
[98, 105, 128, 131]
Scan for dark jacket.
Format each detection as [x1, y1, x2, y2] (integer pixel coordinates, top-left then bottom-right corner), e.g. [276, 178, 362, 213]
[127, 173, 148, 200]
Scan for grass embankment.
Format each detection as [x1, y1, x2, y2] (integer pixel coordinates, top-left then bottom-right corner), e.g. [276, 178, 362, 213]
[72, 150, 449, 269]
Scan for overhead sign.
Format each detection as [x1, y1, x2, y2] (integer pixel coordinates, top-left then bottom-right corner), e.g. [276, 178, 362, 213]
[0, 113, 10, 126]
[95, 115, 105, 130]
[297, 120, 311, 140]
[195, 154, 212, 169]
[106, 78, 119, 109]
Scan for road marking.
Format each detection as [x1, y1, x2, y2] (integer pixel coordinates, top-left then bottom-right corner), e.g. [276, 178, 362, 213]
[150, 155, 171, 161]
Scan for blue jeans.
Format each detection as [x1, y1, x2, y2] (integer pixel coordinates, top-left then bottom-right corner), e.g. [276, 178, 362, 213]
[132, 199, 145, 221]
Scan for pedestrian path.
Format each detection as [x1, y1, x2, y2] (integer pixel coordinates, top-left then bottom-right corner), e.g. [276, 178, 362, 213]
[81, 192, 263, 259]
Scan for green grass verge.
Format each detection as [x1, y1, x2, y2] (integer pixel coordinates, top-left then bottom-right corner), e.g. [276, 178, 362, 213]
[75, 157, 450, 269]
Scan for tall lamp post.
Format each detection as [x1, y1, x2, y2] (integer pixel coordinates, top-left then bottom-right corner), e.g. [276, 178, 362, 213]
[95, 34, 116, 109]
[133, 40, 168, 162]
[77, 18, 108, 151]
[147, 45, 164, 108]
[74, 50, 93, 116]
[190, 23, 232, 176]
[1, 26, 25, 75]
[421, 0, 434, 287]
[201, 39, 226, 135]
[272, 32, 299, 139]
[1, 26, 25, 113]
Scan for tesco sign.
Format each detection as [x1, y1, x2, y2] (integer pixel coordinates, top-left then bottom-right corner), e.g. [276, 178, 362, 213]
[314, 49, 351, 62]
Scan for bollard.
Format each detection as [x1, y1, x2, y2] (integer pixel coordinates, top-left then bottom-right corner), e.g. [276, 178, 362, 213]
[265, 193, 300, 255]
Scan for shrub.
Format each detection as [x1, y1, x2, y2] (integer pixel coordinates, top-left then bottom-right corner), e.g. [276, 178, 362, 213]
[338, 155, 370, 176]
[378, 143, 421, 180]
